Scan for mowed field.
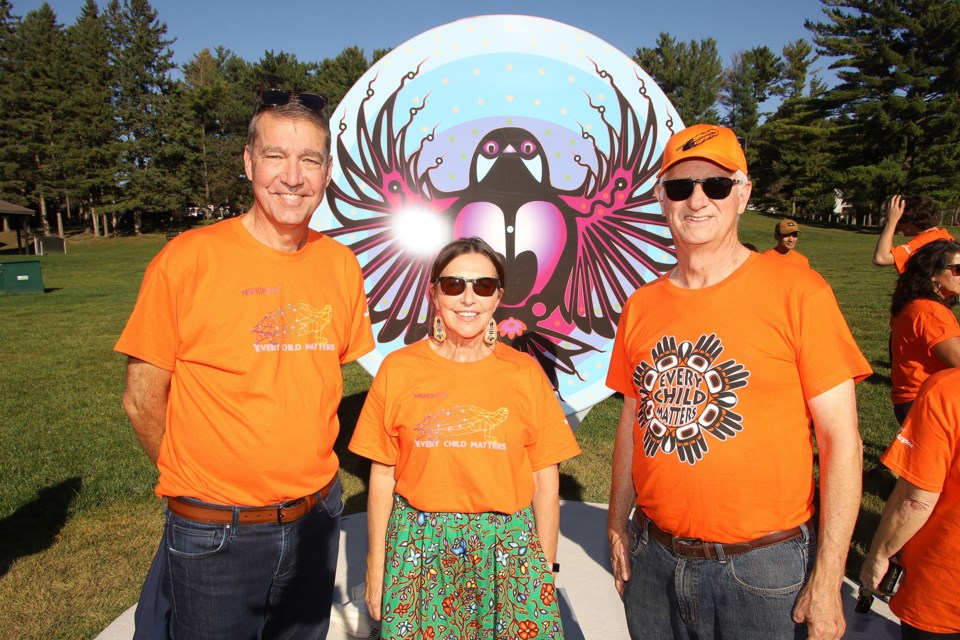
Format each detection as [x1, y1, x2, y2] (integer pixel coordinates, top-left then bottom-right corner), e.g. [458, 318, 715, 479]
[0, 210, 918, 639]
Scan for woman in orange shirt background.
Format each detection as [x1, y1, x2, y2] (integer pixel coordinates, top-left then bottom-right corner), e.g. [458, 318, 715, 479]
[889, 239, 960, 423]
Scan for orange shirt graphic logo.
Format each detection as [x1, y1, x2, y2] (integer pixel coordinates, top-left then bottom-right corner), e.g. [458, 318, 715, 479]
[414, 405, 509, 444]
[633, 334, 749, 465]
[251, 302, 333, 346]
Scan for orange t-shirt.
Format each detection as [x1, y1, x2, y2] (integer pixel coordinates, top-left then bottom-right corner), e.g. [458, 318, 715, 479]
[348, 340, 581, 513]
[890, 299, 960, 404]
[115, 217, 374, 506]
[882, 368, 960, 633]
[606, 252, 871, 542]
[762, 248, 810, 268]
[892, 228, 954, 273]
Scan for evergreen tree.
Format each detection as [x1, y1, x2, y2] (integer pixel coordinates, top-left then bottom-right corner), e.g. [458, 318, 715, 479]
[720, 46, 783, 163]
[2, 4, 69, 235]
[62, 0, 117, 234]
[105, 0, 178, 234]
[808, 0, 960, 217]
[315, 46, 370, 112]
[634, 33, 723, 124]
[0, 0, 23, 211]
[180, 47, 250, 213]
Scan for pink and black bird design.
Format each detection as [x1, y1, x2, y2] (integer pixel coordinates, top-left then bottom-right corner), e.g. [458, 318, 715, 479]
[321, 58, 677, 397]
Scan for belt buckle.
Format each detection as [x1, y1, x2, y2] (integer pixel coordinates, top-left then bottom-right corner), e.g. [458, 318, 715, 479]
[277, 497, 305, 524]
[672, 536, 702, 557]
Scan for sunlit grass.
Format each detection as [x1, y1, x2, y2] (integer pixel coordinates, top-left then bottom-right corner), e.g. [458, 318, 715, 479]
[1, 213, 941, 638]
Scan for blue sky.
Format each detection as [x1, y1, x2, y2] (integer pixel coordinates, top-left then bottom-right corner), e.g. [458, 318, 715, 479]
[12, 0, 836, 81]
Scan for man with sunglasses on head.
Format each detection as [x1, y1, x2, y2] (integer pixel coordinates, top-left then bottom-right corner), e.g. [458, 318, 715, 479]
[765, 218, 811, 268]
[116, 89, 374, 639]
[606, 124, 871, 640]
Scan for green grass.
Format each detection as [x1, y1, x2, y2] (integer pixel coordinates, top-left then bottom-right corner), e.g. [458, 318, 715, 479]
[0, 214, 929, 638]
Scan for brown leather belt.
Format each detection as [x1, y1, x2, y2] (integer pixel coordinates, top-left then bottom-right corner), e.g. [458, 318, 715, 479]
[166, 476, 337, 525]
[632, 510, 809, 560]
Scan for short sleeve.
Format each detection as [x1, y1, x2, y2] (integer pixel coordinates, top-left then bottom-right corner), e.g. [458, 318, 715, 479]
[795, 284, 872, 399]
[114, 257, 180, 371]
[606, 295, 640, 398]
[338, 252, 375, 365]
[525, 366, 581, 470]
[882, 372, 958, 493]
[915, 302, 960, 353]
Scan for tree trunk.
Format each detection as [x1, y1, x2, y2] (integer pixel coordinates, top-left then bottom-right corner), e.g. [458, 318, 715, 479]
[110, 212, 117, 236]
[91, 206, 100, 237]
[134, 211, 141, 236]
[39, 193, 50, 236]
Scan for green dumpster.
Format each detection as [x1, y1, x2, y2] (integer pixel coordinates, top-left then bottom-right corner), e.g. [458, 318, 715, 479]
[0, 259, 45, 294]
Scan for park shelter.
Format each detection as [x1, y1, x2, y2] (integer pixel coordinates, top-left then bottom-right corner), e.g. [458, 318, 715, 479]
[0, 199, 34, 255]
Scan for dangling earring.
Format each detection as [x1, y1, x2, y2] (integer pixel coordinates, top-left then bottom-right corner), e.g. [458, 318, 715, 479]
[432, 315, 446, 343]
[484, 319, 497, 345]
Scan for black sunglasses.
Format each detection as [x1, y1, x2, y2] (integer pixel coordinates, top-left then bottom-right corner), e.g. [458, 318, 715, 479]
[946, 264, 960, 276]
[434, 276, 501, 297]
[661, 177, 742, 201]
[257, 88, 327, 114]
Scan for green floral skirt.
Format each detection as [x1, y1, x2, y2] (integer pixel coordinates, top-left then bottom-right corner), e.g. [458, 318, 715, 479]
[380, 494, 564, 640]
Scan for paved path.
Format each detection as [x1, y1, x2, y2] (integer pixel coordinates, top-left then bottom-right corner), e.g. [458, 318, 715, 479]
[97, 501, 901, 639]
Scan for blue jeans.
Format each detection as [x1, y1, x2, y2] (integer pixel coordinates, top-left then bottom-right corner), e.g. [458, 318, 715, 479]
[156, 479, 342, 640]
[623, 515, 815, 640]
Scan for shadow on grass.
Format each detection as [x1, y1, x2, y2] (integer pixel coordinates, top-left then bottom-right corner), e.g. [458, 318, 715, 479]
[335, 389, 371, 516]
[0, 476, 82, 577]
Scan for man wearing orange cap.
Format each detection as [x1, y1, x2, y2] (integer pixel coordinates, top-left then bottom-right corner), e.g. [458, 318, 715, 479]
[606, 124, 871, 640]
[765, 218, 811, 268]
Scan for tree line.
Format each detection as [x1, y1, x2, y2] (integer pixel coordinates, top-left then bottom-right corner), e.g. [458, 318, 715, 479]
[1, 0, 957, 237]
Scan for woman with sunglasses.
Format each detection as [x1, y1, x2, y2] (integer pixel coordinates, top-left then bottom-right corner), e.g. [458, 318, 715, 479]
[349, 236, 580, 639]
[890, 239, 960, 423]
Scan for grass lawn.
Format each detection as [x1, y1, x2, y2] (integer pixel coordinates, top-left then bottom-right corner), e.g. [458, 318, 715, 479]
[0, 212, 923, 639]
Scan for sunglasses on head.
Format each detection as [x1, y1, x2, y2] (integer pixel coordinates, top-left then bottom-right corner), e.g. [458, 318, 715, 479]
[434, 276, 501, 297]
[946, 264, 960, 276]
[661, 177, 742, 201]
[257, 88, 327, 114]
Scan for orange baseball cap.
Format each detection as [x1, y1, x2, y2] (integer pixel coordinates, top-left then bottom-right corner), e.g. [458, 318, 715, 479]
[658, 124, 748, 177]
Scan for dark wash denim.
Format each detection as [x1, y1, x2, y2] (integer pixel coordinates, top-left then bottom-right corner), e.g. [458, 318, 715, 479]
[136, 478, 343, 640]
[623, 515, 816, 640]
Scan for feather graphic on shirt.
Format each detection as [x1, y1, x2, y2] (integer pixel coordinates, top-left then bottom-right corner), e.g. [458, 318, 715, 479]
[251, 303, 333, 345]
[633, 334, 750, 465]
[414, 405, 509, 443]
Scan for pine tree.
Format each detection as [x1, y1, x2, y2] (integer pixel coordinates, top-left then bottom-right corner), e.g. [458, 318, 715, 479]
[3, 4, 69, 236]
[808, 0, 960, 217]
[62, 0, 117, 235]
[634, 33, 723, 124]
[180, 47, 250, 214]
[105, 0, 177, 234]
[720, 46, 783, 163]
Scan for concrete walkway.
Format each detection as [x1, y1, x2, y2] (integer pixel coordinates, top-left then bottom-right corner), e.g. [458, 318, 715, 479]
[97, 501, 900, 639]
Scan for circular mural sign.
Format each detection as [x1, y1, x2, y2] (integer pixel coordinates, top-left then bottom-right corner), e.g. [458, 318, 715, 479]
[312, 14, 680, 419]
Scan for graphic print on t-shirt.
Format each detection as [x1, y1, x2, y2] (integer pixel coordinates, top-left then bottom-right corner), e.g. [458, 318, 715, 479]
[633, 334, 750, 465]
[251, 302, 333, 347]
[414, 405, 509, 446]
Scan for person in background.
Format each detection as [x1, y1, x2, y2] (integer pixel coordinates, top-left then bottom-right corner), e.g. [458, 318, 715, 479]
[861, 368, 960, 639]
[874, 194, 953, 272]
[606, 124, 871, 640]
[349, 236, 580, 640]
[115, 89, 374, 639]
[763, 218, 810, 268]
[889, 239, 960, 423]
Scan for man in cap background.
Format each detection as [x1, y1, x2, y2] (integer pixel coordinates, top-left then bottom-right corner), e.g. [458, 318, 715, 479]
[765, 218, 811, 268]
[606, 124, 871, 639]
